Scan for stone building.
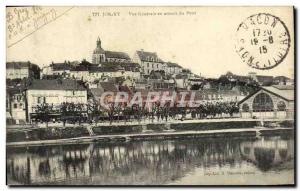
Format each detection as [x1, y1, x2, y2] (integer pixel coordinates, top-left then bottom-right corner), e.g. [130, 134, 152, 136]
[133, 50, 165, 75]
[165, 62, 183, 75]
[92, 37, 131, 65]
[238, 85, 294, 119]
[7, 87, 27, 124]
[6, 62, 40, 80]
[26, 79, 87, 121]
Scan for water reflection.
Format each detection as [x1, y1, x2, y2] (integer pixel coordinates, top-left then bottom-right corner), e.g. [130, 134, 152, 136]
[7, 135, 294, 185]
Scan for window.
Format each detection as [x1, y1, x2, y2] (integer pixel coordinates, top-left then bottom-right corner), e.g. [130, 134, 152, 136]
[252, 93, 274, 112]
[242, 103, 250, 112]
[13, 103, 18, 108]
[37, 97, 46, 104]
[277, 101, 286, 111]
[37, 97, 42, 104]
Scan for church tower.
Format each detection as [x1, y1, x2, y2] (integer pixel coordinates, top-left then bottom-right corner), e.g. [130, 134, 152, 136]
[96, 37, 101, 48]
[92, 37, 106, 65]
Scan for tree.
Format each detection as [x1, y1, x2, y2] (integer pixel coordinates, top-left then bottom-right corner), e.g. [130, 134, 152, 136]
[35, 103, 54, 128]
[190, 84, 202, 90]
[60, 102, 87, 125]
[107, 103, 116, 125]
[87, 103, 104, 126]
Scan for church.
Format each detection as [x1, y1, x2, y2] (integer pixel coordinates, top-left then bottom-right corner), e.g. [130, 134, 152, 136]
[92, 37, 131, 65]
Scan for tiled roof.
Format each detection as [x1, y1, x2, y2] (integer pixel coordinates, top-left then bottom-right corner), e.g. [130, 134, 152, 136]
[105, 51, 130, 60]
[89, 67, 118, 73]
[255, 75, 274, 85]
[6, 62, 30, 69]
[262, 86, 294, 101]
[272, 85, 294, 90]
[27, 79, 86, 91]
[70, 65, 89, 71]
[90, 88, 104, 98]
[175, 73, 189, 79]
[239, 85, 294, 104]
[166, 62, 182, 68]
[7, 86, 24, 95]
[274, 76, 292, 81]
[52, 63, 73, 71]
[136, 50, 164, 62]
[99, 82, 118, 92]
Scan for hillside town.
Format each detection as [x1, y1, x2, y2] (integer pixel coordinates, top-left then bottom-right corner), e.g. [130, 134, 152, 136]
[6, 6, 296, 186]
[6, 37, 294, 126]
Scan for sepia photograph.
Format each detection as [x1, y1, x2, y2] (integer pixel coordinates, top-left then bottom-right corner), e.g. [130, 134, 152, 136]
[5, 6, 295, 186]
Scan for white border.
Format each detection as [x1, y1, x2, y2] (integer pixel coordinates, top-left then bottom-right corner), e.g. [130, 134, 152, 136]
[1, 0, 298, 190]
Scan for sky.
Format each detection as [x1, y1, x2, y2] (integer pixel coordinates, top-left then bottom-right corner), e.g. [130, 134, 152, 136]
[6, 6, 294, 78]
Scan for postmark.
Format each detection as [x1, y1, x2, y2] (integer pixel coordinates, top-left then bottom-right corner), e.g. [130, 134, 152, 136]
[235, 13, 290, 70]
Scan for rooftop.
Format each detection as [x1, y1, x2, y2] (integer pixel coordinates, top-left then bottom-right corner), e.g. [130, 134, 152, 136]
[7, 86, 24, 95]
[166, 62, 182, 68]
[262, 85, 294, 101]
[136, 50, 164, 62]
[99, 82, 118, 92]
[70, 65, 89, 71]
[51, 63, 73, 71]
[6, 62, 30, 69]
[255, 75, 274, 85]
[239, 85, 294, 104]
[27, 79, 86, 91]
[105, 51, 131, 60]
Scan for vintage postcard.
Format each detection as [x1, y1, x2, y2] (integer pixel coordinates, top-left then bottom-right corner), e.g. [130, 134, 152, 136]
[6, 6, 295, 186]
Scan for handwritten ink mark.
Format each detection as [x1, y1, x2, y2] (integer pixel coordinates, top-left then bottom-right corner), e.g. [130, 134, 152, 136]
[7, 7, 75, 48]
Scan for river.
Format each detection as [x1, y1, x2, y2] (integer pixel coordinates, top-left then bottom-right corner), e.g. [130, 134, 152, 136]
[7, 134, 294, 185]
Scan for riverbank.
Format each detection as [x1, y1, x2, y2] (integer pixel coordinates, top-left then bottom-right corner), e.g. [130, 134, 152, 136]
[7, 127, 294, 148]
[7, 117, 294, 130]
[7, 118, 294, 147]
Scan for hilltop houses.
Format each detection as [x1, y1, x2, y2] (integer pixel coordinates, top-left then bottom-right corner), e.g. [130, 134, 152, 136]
[7, 61, 41, 80]
[6, 37, 295, 125]
[133, 49, 183, 75]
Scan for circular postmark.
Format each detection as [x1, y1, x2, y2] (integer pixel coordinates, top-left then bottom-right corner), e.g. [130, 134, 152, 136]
[235, 13, 290, 70]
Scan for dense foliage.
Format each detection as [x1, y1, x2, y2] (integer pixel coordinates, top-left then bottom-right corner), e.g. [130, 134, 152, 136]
[31, 101, 240, 126]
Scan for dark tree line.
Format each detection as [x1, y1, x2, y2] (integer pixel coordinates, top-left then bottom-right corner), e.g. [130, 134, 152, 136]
[31, 101, 240, 127]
